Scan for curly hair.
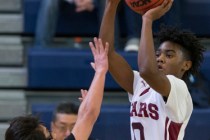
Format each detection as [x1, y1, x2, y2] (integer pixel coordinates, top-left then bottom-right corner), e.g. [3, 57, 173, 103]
[156, 25, 206, 81]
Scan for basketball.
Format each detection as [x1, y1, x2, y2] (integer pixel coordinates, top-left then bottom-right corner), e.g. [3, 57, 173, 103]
[125, 0, 164, 15]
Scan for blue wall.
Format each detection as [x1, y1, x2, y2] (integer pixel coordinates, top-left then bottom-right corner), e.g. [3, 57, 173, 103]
[32, 104, 210, 140]
[27, 49, 210, 90]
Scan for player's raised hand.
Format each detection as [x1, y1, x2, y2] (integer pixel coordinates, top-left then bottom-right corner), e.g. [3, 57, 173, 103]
[89, 37, 109, 75]
[143, 0, 173, 21]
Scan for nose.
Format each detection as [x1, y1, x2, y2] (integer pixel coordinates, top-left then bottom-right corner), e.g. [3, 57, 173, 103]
[65, 129, 71, 137]
[157, 54, 165, 63]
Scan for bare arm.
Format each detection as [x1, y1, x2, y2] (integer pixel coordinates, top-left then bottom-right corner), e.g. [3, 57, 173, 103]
[71, 38, 108, 140]
[99, 0, 134, 93]
[138, 0, 173, 97]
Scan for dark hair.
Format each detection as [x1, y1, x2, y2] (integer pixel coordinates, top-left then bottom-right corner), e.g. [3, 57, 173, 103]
[5, 115, 47, 140]
[52, 101, 79, 122]
[156, 25, 206, 81]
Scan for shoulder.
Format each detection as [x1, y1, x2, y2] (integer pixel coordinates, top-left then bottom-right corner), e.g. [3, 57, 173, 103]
[166, 75, 191, 101]
[167, 75, 187, 89]
[167, 75, 190, 96]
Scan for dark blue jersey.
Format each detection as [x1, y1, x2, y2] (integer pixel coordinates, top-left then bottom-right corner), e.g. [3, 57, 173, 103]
[65, 133, 75, 140]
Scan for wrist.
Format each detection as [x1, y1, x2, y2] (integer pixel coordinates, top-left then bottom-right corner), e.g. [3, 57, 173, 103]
[142, 15, 153, 25]
[95, 70, 107, 76]
[106, 0, 120, 8]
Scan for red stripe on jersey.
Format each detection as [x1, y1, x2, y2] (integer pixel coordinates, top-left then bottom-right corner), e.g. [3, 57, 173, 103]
[140, 87, 150, 96]
[165, 117, 183, 140]
[165, 117, 169, 140]
[168, 121, 182, 140]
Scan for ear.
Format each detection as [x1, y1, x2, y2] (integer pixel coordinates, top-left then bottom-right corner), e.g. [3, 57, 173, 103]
[182, 60, 192, 71]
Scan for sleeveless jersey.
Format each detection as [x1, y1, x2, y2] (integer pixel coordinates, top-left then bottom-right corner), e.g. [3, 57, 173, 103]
[128, 71, 193, 140]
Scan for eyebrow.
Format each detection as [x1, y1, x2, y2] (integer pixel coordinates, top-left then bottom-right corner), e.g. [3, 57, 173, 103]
[58, 122, 76, 125]
[156, 49, 176, 53]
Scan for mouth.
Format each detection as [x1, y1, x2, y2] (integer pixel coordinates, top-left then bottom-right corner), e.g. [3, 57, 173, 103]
[158, 65, 163, 70]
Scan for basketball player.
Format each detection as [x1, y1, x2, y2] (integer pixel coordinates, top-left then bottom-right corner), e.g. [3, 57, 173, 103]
[99, 0, 205, 140]
[66, 37, 109, 140]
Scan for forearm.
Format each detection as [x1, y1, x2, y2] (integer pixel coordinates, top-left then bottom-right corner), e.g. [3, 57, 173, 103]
[99, 1, 119, 54]
[99, 1, 134, 93]
[72, 72, 106, 140]
[138, 17, 158, 75]
[78, 72, 106, 121]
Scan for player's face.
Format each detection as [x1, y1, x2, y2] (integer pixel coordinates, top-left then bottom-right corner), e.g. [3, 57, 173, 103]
[51, 113, 78, 140]
[155, 41, 191, 78]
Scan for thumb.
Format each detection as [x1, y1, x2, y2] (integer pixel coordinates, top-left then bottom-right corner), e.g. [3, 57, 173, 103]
[90, 62, 96, 71]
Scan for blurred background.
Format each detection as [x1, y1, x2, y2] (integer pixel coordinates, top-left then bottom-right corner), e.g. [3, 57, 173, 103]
[0, 0, 210, 139]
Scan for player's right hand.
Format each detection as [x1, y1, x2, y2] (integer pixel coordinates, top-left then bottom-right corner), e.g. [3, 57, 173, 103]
[143, 0, 173, 21]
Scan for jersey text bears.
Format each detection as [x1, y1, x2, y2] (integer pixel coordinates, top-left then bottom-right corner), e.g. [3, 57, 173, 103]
[130, 101, 159, 120]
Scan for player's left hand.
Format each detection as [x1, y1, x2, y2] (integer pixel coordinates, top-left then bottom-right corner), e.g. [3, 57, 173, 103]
[89, 37, 109, 75]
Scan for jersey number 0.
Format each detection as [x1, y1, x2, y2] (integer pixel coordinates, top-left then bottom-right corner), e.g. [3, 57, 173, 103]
[132, 122, 145, 140]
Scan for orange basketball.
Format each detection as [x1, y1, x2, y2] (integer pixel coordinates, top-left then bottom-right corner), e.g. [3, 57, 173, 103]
[125, 0, 164, 15]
